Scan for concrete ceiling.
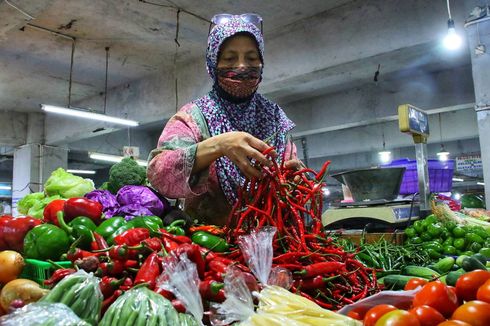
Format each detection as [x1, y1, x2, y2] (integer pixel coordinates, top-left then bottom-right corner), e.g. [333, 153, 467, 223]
[0, 0, 353, 113]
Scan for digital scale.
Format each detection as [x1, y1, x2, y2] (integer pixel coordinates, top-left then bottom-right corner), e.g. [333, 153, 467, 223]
[322, 104, 431, 231]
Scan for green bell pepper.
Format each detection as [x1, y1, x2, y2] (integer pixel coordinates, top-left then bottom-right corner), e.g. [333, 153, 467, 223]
[144, 215, 164, 228]
[191, 231, 229, 252]
[128, 216, 160, 233]
[23, 224, 71, 260]
[95, 217, 127, 239]
[57, 212, 94, 250]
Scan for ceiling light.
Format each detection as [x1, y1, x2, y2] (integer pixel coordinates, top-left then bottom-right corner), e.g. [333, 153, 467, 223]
[321, 187, 330, 197]
[437, 148, 450, 162]
[41, 105, 139, 126]
[67, 169, 96, 175]
[40, 43, 139, 127]
[452, 177, 464, 182]
[89, 152, 147, 167]
[378, 150, 392, 163]
[0, 185, 11, 190]
[443, 1, 462, 50]
[477, 182, 485, 186]
[453, 192, 461, 200]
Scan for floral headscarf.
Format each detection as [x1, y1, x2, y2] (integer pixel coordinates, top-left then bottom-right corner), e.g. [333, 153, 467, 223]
[194, 17, 295, 204]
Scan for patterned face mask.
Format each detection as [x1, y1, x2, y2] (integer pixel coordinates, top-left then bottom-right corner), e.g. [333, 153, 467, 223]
[216, 66, 262, 98]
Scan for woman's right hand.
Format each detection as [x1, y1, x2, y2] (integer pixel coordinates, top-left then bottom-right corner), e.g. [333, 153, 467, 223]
[216, 131, 275, 180]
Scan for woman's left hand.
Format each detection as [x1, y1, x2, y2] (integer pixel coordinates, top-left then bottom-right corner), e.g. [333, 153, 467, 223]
[284, 159, 303, 171]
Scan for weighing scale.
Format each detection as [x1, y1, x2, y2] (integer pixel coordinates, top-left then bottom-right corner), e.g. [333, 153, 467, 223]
[322, 104, 431, 231]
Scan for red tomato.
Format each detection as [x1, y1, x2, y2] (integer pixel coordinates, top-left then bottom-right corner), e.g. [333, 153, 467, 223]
[437, 321, 471, 326]
[451, 300, 490, 326]
[413, 281, 459, 318]
[374, 310, 420, 326]
[455, 270, 490, 302]
[447, 286, 463, 305]
[408, 305, 445, 326]
[363, 304, 397, 326]
[476, 278, 490, 303]
[404, 277, 428, 291]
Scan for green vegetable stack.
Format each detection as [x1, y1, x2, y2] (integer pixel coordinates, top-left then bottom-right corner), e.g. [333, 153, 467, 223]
[405, 214, 490, 260]
[106, 157, 147, 194]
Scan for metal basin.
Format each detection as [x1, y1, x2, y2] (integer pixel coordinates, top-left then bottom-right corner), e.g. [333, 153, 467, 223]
[330, 167, 406, 202]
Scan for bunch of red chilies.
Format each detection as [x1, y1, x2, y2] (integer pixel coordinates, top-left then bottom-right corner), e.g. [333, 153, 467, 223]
[225, 147, 380, 310]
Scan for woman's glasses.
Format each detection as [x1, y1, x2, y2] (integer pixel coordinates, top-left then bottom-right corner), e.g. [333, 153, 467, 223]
[208, 13, 263, 35]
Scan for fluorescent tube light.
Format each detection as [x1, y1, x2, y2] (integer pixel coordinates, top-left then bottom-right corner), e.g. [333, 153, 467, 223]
[477, 182, 485, 186]
[89, 152, 147, 167]
[41, 104, 139, 127]
[0, 185, 11, 190]
[452, 178, 464, 182]
[67, 169, 96, 175]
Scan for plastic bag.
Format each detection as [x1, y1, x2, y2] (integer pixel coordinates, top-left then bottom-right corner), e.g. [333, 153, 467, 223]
[99, 286, 179, 326]
[0, 302, 90, 326]
[84, 190, 119, 218]
[337, 288, 422, 317]
[161, 252, 204, 326]
[44, 168, 95, 198]
[40, 269, 103, 325]
[238, 226, 292, 288]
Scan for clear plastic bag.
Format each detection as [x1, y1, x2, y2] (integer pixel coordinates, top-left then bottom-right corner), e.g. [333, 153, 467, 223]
[0, 302, 90, 326]
[40, 269, 102, 325]
[161, 252, 204, 326]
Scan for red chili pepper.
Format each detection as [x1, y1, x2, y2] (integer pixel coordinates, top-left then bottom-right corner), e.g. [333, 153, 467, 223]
[43, 200, 66, 226]
[161, 237, 180, 252]
[124, 259, 139, 268]
[119, 277, 134, 291]
[93, 232, 109, 251]
[43, 268, 76, 287]
[172, 243, 205, 279]
[63, 197, 103, 224]
[295, 261, 345, 278]
[114, 228, 150, 246]
[199, 279, 225, 302]
[155, 287, 175, 300]
[67, 247, 99, 262]
[0, 215, 42, 251]
[101, 289, 123, 315]
[171, 299, 186, 313]
[315, 160, 331, 181]
[208, 259, 229, 275]
[99, 260, 125, 276]
[159, 229, 191, 244]
[189, 225, 225, 236]
[99, 276, 124, 298]
[134, 252, 161, 289]
[129, 237, 163, 252]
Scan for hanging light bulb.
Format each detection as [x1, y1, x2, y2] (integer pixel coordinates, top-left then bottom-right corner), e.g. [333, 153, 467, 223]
[443, 1, 462, 50]
[437, 113, 450, 161]
[378, 130, 392, 163]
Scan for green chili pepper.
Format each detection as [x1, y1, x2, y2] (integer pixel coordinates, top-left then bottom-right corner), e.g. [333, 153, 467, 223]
[57, 212, 95, 250]
[95, 216, 127, 239]
[144, 215, 164, 228]
[23, 224, 71, 260]
[191, 231, 229, 252]
[162, 219, 186, 235]
[127, 216, 160, 234]
[69, 216, 97, 231]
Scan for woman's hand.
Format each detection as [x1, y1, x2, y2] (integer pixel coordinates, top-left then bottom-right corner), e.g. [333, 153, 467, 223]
[216, 131, 275, 179]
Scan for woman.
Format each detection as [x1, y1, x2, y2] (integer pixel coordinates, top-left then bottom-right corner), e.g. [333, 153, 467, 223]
[147, 14, 299, 225]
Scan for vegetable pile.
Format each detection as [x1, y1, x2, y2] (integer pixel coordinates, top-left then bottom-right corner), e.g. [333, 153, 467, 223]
[225, 149, 379, 309]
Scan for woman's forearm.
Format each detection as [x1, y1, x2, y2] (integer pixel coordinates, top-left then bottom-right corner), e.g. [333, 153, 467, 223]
[192, 135, 223, 174]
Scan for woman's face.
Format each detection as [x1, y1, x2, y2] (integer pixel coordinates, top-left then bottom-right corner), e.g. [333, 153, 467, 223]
[217, 34, 261, 69]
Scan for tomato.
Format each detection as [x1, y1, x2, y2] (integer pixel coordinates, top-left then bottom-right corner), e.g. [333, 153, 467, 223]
[363, 304, 397, 326]
[374, 310, 420, 326]
[346, 307, 365, 320]
[451, 300, 490, 326]
[446, 286, 463, 305]
[455, 270, 490, 302]
[404, 277, 428, 291]
[476, 278, 490, 303]
[437, 321, 471, 326]
[412, 281, 459, 318]
[408, 305, 445, 326]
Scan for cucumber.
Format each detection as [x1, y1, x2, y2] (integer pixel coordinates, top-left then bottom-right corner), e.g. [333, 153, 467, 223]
[381, 275, 418, 290]
[432, 257, 455, 274]
[401, 265, 440, 279]
[462, 257, 487, 272]
[446, 270, 465, 286]
[456, 255, 471, 267]
[472, 253, 488, 265]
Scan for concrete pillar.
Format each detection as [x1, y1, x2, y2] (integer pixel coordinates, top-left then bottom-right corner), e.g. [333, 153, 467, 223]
[12, 113, 68, 215]
[465, 17, 490, 208]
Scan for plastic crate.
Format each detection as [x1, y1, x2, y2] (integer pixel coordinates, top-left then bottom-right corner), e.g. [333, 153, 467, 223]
[19, 259, 72, 287]
[382, 158, 455, 195]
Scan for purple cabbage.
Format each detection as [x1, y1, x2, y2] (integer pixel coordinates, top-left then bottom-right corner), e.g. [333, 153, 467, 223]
[84, 190, 119, 218]
[115, 185, 166, 220]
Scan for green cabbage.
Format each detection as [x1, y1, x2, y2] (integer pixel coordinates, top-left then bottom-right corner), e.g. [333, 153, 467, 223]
[17, 192, 45, 215]
[44, 168, 95, 198]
